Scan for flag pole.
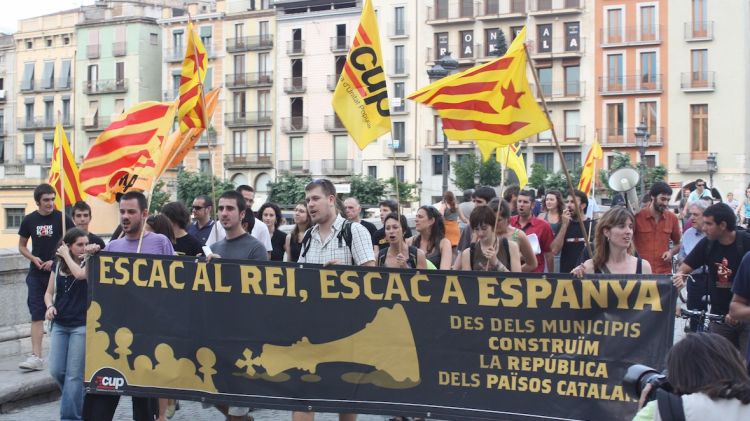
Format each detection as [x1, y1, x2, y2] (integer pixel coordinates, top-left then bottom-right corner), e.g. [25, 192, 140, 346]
[136, 183, 156, 253]
[57, 111, 66, 235]
[488, 147, 511, 271]
[523, 43, 593, 259]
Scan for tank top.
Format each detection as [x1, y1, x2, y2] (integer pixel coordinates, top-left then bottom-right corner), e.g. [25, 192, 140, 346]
[470, 238, 511, 271]
[443, 205, 459, 222]
[289, 231, 304, 262]
[595, 258, 643, 274]
[412, 234, 441, 268]
[543, 213, 562, 237]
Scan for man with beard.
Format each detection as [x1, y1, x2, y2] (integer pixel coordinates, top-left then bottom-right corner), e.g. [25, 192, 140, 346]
[551, 189, 595, 273]
[510, 190, 554, 273]
[634, 182, 681, 274]
[678, 200, 710, 332]
[83, 191, 173, 421]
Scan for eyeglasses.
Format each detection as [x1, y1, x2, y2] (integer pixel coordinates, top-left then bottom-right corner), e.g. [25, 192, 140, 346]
[192, 206, 204, 211]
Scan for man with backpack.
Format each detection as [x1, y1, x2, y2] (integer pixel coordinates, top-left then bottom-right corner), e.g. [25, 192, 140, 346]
[674, 203, 750, 355]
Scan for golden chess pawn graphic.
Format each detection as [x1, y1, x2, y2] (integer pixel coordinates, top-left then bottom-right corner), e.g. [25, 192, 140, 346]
[236, 304, 420, 386]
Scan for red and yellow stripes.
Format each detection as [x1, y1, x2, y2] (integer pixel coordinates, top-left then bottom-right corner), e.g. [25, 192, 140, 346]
[48, 124, 85, 209]
[178, 21, 208, 133]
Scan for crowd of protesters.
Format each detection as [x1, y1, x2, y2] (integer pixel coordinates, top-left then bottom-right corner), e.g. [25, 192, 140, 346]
[15, 177, 750, 420]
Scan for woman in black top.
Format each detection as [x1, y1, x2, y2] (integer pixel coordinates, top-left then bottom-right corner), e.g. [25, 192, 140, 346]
[260, 202, 287, 261]
[378, 214, 427, 269]
[161, 202, 203, 256]
[285, 201, 311, 262]
[408, 205, 453, 269]
[44, 228, 89, 421]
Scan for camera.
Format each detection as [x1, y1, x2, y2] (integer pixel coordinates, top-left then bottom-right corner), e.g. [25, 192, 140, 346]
[622, 364, 673, 402]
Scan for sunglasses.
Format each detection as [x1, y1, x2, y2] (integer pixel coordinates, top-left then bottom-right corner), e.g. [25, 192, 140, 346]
[192, 206, 204, 210]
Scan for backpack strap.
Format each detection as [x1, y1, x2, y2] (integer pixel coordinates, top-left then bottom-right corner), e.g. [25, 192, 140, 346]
[299, 228, 313, 258]
[656, 388, 686, 421]
[408, 246, 418, 268]
[377, 247, 388, 266]
[469, 242, 477, 267]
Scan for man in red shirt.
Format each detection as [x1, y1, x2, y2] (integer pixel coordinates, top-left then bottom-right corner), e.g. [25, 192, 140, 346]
[634, 181, 681, 274]
[510, 190, 554, 272]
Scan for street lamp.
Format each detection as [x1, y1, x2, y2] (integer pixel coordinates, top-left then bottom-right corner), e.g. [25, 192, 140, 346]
[427, 53, 459, 194]
[634, 121, 650, 197]
[706, 153, 717, 188]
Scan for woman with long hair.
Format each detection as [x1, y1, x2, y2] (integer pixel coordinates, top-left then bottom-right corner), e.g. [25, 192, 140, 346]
[145, 214, 176, 245]
[259, 202, 287, 261]
[539, 190, 564, 237]
[408, 205, 453, 269]
[378, 214, 426, 269]
[285, 200, 312, 262]
[572, 207, 652, 275]
[460, 206, 521, 272]
[634, 333, 750, 419]
[439, 191, 460, 248]
[44, 228, 89, 421]
[491, 198, 538, 272]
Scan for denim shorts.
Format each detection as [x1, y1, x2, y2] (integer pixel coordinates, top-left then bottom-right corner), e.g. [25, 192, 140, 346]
[26, 272, 50, 321]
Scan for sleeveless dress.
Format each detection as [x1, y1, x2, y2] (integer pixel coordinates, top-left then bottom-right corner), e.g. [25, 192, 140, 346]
[595, 258, 643, 274]
[412, 234, 442, 269]
[443, 206, 460, 247]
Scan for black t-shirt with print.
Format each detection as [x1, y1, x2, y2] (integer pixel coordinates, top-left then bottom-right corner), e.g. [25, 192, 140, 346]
[18, 210, 75, 277]
[175, 233, 203, 257]
[684, 230, 750, 315]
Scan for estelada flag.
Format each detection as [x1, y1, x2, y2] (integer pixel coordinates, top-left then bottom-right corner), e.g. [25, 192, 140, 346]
[79, 101, 176, 203]
[496, 144, 528, 189]
[578, 135, 603, 195]
[178, 21, 208, 133]
[48, 124, 85, 209]
[408, 26, 549, 145]
[331, 0, 391, 150]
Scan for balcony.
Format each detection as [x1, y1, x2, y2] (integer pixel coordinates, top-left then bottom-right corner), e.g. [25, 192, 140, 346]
[528, 0, 583, 15]
[527, 37, 585, 57]
[287, 40, 304, 56]
[282, 116, 308, 133]
[20, 79, 72, 93]
[681, 71, 715, 92]
[324, 115, 346, 132]
[226, 35, 273, 53]
[676, 153, 710, 173]
[330, 36, 350, 53]
[426, 2, 476, 24]
[387, 60, 409, 77]
[388, 23, 408, 38]
[84, 79, 128, 95]
[278, 160, 310, 175]
[424, 129, 476, 149]
[601, 25, 662, 47]
[195, 130, 217, 146]
[55, 77, 72, 90]
[684, 21, 714, 41]
[165, 44, 220, 62]
[224, 111, 272, 128]
[529, 81, 585, 101]
[18, 117, 55, 130]
[283, 77, 306, 94]
[112, 41, 127, 57]
[87, 44, 100, 59]
[81, 116, 111, 131]
[225, 72, 273, 89]
[476, 0, 527, 20]
[224, 153, 273, 169]
[326, 74, 341, 91]
[598, 74, 663, 95]
[597, 126, 665, 147]
[321, 159, 354, 176]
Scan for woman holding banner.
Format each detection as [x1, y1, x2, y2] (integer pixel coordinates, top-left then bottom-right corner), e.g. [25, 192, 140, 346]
[571, 207, 651, 275]
[44, 228, 89, 421]
[285, 201, 311, 262]
[460, 206, 521, 272]
[378, 214, 427, 269]
[490, 198, 537, 273]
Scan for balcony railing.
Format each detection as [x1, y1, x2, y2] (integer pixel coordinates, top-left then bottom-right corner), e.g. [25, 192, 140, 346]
[527, 37, 586, 56]
[18, 117, 56, 130]
[681, 71, 715, 91]
[324, 115, 346, 132]
[387, 60, 409, 77]
[282, 116, 308, 133]
[676, 153, 710, 173]
[84, 79, 128, 94]
[426, 2, 476, 22]
[165, 44, 220, 62]
[287, 40, 304, 55]
[278, 160, 310, 174]
[529, 81, 585, 100]
[477, 0, 527, 18]
[224, 111, 272, 127]
[330, 36, 350, 53]
[684, 21, 714, 41]
[112, 41, 127, 56]
[529, 0, 582, 13]
[321, 159, 354, 175]
[598, 74, 663, 95]
[226, 34, 273, 52]
[224, 153, 273, 169]
[87, 44, 100, 59]
[81, 116, 111, 131]
[601, 25, 662, 46]
[326, 74, 341, 91]
[388, 23, 408, 38]
[597, 126, 664, 147]
[20, 78, 72, 92]
[284, 77, 306, 94]
[225, 72, 273, 89]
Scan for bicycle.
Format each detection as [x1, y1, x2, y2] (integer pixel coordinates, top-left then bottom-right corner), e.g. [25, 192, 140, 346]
[678, 307, 725, 333]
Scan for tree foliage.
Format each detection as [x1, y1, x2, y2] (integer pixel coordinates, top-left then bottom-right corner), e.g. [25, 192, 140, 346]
[347, 174, 386, 206]
[451, 154, 503, 191]
[176, 170, 236, 206]
[267, 174, 312, 205]
[387, 177, 417, 204]
[149, 180, 170, 213]
[528, 163, 548, 189]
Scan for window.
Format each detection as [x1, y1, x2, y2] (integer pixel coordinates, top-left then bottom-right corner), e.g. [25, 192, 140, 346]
[5, 208, 25, 230]
[290, 136, 304, 168]
[259, 21, 269, 37]
[534, 153, 554, 172]
[459, 30, 473, 58]
[42, 62, 54, 89]
[394, 45, 405, 74]
[258, 90, 270, 113]
[606, 8, 623, 43]
[392, 121, 405, 153]
[368, 166, 378, 179]
[233, 54, 245, 78]
[204, 67, 212, 91]
[25, 143, 34, 162]
[62, 98, 70, 124]
[333, 135, 348, 169]
[691, 104, 708, 157]
[607, 54, 623, 90]
[511, 0, 524, 13]
[434, 116, 444, 146]
[258, 52, 269, 75]
[640, 5, 656, 41]
[235, 23, 244, 39]
[538, 66, 552, 97]
[44, 99, 53, 125]
[640, 51, 657, 88]
[563, 152, 581, 170]
[564, 110, 580, 141]
[233, 92, 246, 114]
[200, 26, 212, 50]
[459, 0, 472, 17]
[26, 40, 32, 49]
[199, 158, 210, 173]
[257, 130, 270, 156]
[692, 0, 708, 37]
[25, 102, 34, 124]
[116, 62, 125, 88]
[21, 62, 34, 91]
[394, 7, 405, 35]
[172, 30, 183, 50]
[537, 0, 552, 10]
[87, 64, 98, 84]
[485, 0, 499, 14]
[435, 32, 448, 60]
[393, 82, 405, 112]
[44, 135, 53, 162]
[114, 99, 124, 114]
[171, 71, 180, 98]
[538, 129, 552, 142]
[63, 37, 70, 45]
[233, 131, 246, 155]
[564, 64, 580, 96]
[433, 155, 449, 175]
[639, 101, 658, 137]
[150, 33, 158, 45]
[60, 60, 71, 88]
[606, 103, 624, 140]
[395, 165, 405, 182]
[691, 49, 708, 87]
[435, 0, 448, 19]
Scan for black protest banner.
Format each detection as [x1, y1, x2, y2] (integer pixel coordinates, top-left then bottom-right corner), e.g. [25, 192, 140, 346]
[85, 252, 674, 421]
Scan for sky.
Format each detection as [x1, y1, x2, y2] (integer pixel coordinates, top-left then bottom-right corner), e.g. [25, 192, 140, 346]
[0, 0, 94, 34]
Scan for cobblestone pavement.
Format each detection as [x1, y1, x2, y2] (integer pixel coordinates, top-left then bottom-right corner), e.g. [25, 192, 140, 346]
[0, 399, 394, 421]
